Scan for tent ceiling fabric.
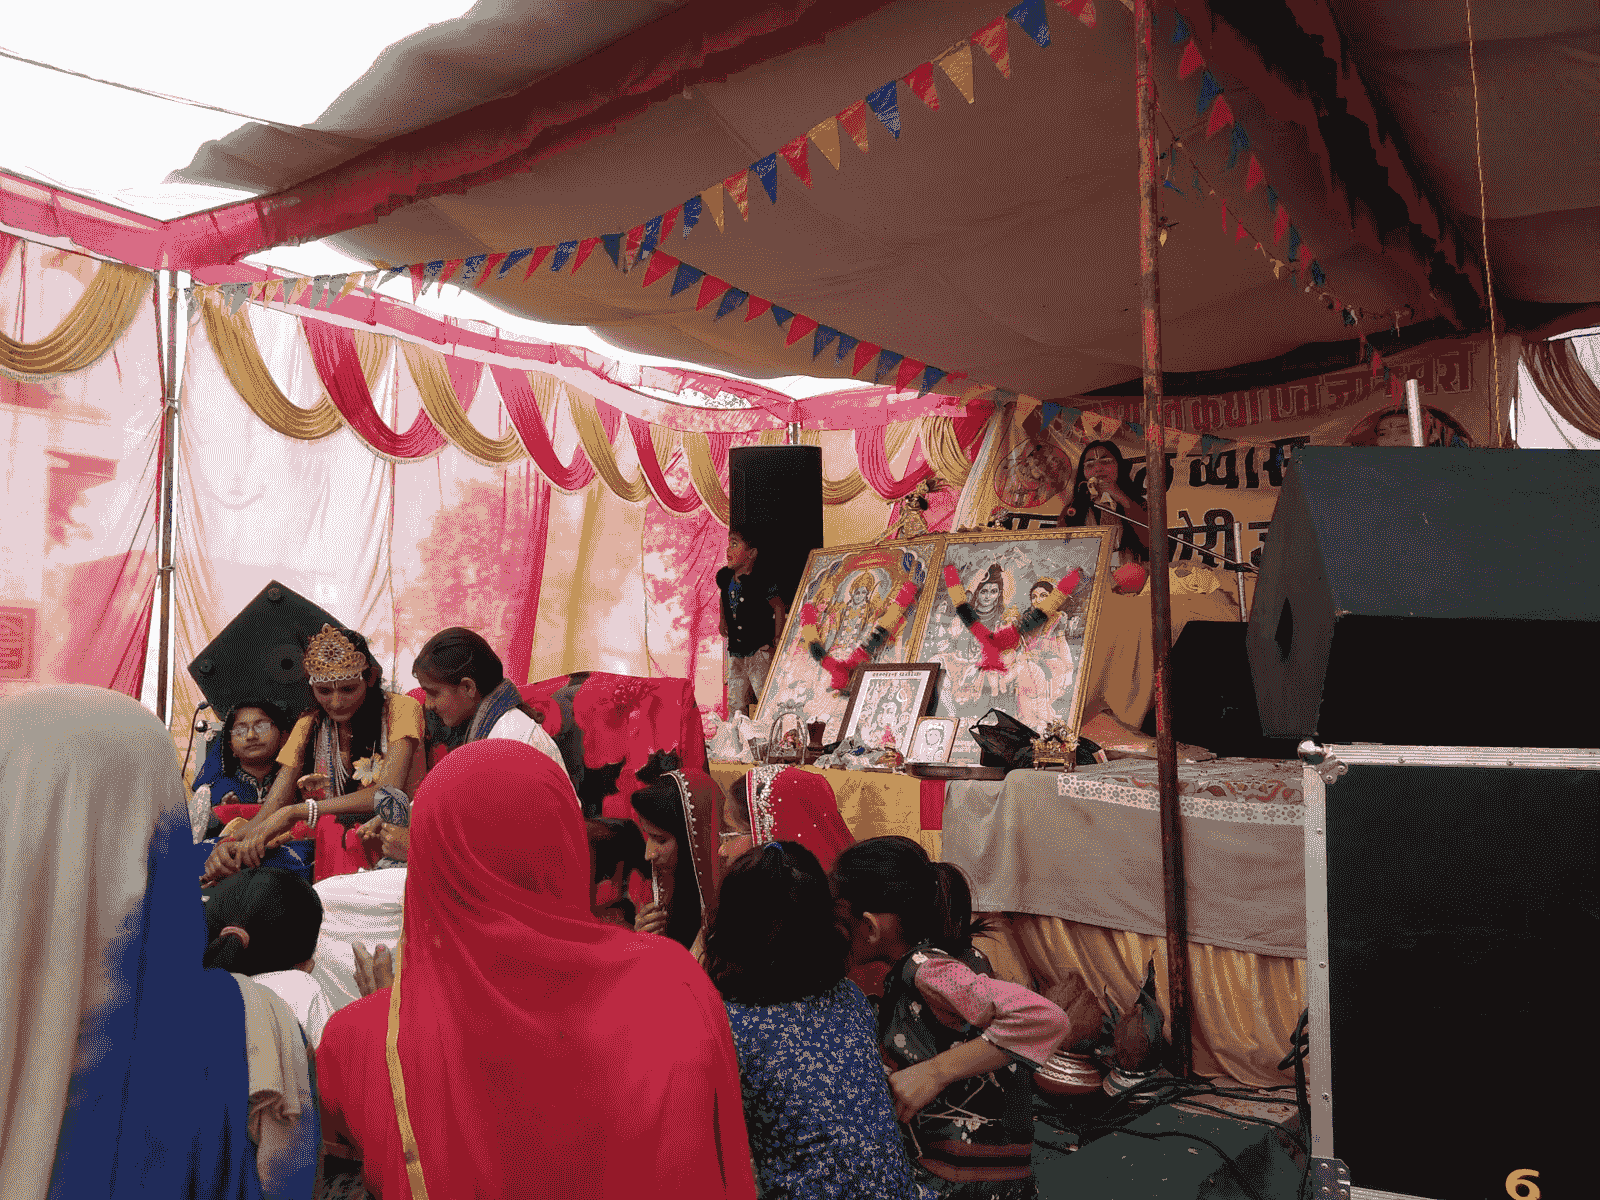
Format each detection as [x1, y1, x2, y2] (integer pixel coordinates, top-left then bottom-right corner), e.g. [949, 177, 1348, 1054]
[160, 0, 1595, 396]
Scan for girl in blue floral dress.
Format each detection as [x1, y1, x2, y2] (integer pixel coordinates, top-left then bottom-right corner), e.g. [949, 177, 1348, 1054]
[704, 840, 924, 1199]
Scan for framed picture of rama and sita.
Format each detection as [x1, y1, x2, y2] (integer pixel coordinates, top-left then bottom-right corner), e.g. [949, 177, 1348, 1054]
[755, 529, 1113, 764]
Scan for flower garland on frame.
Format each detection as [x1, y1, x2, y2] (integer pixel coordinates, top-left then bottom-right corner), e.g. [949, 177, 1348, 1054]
[944, 565, 1083, 671]
[799, 579, 921, 693]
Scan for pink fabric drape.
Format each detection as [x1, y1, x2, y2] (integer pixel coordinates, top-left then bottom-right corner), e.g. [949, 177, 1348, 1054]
[503, 471, 554, 685]
[301, 318, 447, 460]
[628, 415, 700, 513]
[855, 423, 933, 499]
[492, 365, 598, 491]
[445, 354, 484, 414]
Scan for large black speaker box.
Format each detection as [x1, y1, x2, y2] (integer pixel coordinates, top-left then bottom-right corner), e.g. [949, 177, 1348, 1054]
[1247, 448, 1600, 746]
[1141, 622, 1300, 758]
[1323, 763, 1596, 1197]
[729, 445, 824, 606]
[187, 581, 342, 720]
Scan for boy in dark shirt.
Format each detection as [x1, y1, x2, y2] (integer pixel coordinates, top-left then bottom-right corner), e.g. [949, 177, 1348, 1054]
[716, 525, 788, 716]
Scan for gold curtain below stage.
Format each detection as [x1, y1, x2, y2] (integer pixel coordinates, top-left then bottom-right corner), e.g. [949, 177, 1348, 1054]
[979, 913, 1304, 1089]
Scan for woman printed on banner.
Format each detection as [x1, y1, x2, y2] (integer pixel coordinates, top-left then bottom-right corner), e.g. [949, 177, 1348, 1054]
[1008, 579, 1077, 731]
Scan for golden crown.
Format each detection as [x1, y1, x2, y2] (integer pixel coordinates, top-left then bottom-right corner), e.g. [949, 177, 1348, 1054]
[304, 624, 367, 684]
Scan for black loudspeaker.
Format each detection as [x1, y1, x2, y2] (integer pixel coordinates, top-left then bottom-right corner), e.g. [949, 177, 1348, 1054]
[1141, 622, 1300, 758]
[187, 581, 342, 720]
[1247, 448, 1600, 746]
[729, 445, 824, 605]
[1324, 763, 1596, 1197]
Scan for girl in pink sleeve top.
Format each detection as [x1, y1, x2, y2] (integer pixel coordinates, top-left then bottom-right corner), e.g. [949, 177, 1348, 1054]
[832, 839, 1071, 1200]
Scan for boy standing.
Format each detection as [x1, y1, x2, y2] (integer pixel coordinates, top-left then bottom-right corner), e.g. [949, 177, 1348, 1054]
[717, 526, 788, 717]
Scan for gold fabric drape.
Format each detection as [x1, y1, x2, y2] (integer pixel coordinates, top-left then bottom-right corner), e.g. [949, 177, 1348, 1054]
[983, 914, 1305, 1088]
[200, 295, 344, 439]
[922, 414, 973, 488]
[567, 383, 651, 505]
[402, 341, 525, 466]
[683, 430, 731, 524]
[1, 262, 152, 381]
[1524, 338, 1600, 438]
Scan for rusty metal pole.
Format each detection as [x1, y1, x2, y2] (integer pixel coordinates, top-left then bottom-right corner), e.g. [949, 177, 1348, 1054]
[1135, 0, 1192, 1078]
[155, 273, 179, 726]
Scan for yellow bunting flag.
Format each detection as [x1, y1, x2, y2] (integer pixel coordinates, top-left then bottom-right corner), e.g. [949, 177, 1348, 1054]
[808, 117, 843, 170]
[837, 99, 869, 154]
[701, 184, 725, 232]
[934, 41, 977, 103]
[723, 169, 750, 220]
[337, 275, 360, 304]
[289, 278, 311, 305]
[1175, 430, 1202, 459]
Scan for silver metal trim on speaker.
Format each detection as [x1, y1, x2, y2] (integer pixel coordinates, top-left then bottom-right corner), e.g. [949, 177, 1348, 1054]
[1324, 743, 1600, 770]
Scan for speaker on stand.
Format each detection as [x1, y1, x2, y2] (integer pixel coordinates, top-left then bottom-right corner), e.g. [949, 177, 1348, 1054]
[728, 445, 824, 609]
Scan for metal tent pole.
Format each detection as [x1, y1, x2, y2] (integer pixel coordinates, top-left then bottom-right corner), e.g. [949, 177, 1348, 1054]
[1135, 0, 1192, 1077]
[155, 273, 180, 725]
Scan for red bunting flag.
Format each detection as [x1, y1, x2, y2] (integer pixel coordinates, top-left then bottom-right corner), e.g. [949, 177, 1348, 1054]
[478, 252, 508, 285]
[641, 251, 678, 288]
[1236, 220, 1249, 242]
[1054, 0, 1096, 26]
[1245, 154, 1266, 192]
[1220, 200, 1229, 235]
[659, 206, 680, 241]
[837, 100, 869, 153]
[1178, 39, 1205, 80]
[408, 264, 427, 301]
[852, 341, 882, 376]
[696, 275, 731, 311]
[571, 238, 601, 272]
[724, 170, 751, 219]
[438, 259, 464, 287]
[745, 296, 773, 322]
[779, 135, 813, 187]
[624, 224, 646, 265]
[1205, 95, 1234, 138]
[524, 246, 554, 278]
[972, 16, 1011, 78]
[895, 356, 925, 392]
[1273, 204, 1290, 243]
[785, 315, 819, 346]
[903, 62, 940, 110]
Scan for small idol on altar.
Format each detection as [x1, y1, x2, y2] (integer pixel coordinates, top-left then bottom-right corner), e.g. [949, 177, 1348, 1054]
[870, 725, 904, 769]
[777, 728, 803, 759]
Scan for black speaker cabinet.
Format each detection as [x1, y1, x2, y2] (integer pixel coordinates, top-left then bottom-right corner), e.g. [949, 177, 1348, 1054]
[1142, 622, 1300, 758]
[729, 445, 824, 606]
[1248, 448, 1600, 746]
[187, 580, 342, 720]
[1305, 748, 1597, 1199]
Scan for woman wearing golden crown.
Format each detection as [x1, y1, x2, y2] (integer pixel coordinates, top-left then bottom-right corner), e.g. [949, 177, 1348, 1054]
[202, 625, 424, 883]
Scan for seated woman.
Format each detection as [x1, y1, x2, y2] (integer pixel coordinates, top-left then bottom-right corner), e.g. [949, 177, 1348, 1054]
[705, 840, 921, 1199]
[314, 740, 756, 1199]
[733, 765, 856, 873]
[1059, 438, 1150, 591]
[202, 625, 423, 884]
[0, 686, 317, 1200]
[833, 837, 1070, 1200]
[203, 866, 331, 1047]
[630, 750, 722, 954]
[191, 700, 316, 881]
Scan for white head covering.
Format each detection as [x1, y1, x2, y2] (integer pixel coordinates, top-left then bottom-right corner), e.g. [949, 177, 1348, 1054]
[0, 686, 266, 1200]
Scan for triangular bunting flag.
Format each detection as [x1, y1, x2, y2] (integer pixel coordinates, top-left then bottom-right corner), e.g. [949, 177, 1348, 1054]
[1205, 95, 1234, 138]
[865, 81, 901, 139]
[702, 185, 725, 232]
[335, 274, 359, 304]
[641, 251, 678, 288]
[1195, 71, 1222, 116]
[1055, 0, 1096, 27]
[459, 255, 487, 285]
[1286, 225, 1302, 262]
[524, 246, 554, 277]
[852, 341, 882, 375]
[873, 350, 903, 384]
[1039, 401, 1061, 430]
[1226, 123, 1250, 171]
[624, 224, 646, 265]
[837, 100, 870, 153]
[902, 62, 939, 110]
[835, 333, 859, 363]
[437, 259, 463, 287]
[785, 314, 818, 347]
[669, 262, 705, 296]
[639, 215, 665, 257]
[769, 304, 794, 328]
[751, 154, 779, 204]
[423, 260, 447, 290]
[1172, 12, 1191, 43]
[224, 283, 249, 315]
[600, 234, 622, 268]
[1007, 0, 1050, 48]
[1236, 219, 1250, 242]
[308, 277, 327, 309]
[409, 263, 427, 301]
[249, 281, 267, 301]
[570, 237, 600, 273]
[1310, 261, 1326, 286]
[289, 278, 311, 305]
[1220, 200, 1229, 235]
[779, 135, 813, 186]
[724, 170, 751, 219]
[681, 196, 702, 236]
[746, 296, 773, 322]
[972, 17, 1011, 78]
[916, 365, 948, 397]
[812, 325, 840, 359]
[1272, 204, 1290, 244]
[895, 357, 924, 392]
[659, 206, 680, 242]
[934, 42, 976, 104]
[715, 288, 748, 321]
[1178, 39, 1205, 80]
[696, 275, 732, 311]
[497, 248, 531, 278]
[808, 117, 843, 169]
[1244, 154, 1265, 192]
[1265, 185, 1279, 212]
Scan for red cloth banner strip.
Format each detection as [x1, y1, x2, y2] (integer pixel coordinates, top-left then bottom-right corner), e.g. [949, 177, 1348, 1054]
[490, 364, 598, 491]
[627, 414, 702, 513]
[503, 471, 553, 684]
[301, 319, 448, 460]
[854, 422, 933, 500]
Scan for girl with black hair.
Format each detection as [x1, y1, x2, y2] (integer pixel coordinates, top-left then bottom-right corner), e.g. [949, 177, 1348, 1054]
[630, 750, 722, 953]
[189, 699, 317, 882]
[704, 841, 921, 1199]
[203, 866, 332, 1046]
[1060, 439, 1151, 566]
[832, 837, 1070, 1200]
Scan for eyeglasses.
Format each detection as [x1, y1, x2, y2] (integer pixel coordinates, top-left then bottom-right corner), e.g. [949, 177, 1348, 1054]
[230, 720, 278, 738]
[720, 831, 750, 842]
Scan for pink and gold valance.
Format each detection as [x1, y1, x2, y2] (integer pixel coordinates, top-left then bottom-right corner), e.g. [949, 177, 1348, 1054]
[1, 254, 151, 382]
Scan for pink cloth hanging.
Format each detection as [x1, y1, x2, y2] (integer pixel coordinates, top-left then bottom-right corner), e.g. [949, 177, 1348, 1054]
[491, 364, 598, 491]
[855, 423, 933, 500]
[628, 414, 701, 513]
[301, 319, 447, 459]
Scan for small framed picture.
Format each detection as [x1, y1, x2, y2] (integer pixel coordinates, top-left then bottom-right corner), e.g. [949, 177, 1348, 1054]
[907, 717, 957, 764]
[839, 663, 940, 754]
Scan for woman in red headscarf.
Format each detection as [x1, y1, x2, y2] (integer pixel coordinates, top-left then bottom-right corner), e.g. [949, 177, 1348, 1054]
[315, 740, 755, 1199]
[721, 766, 856, 873]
